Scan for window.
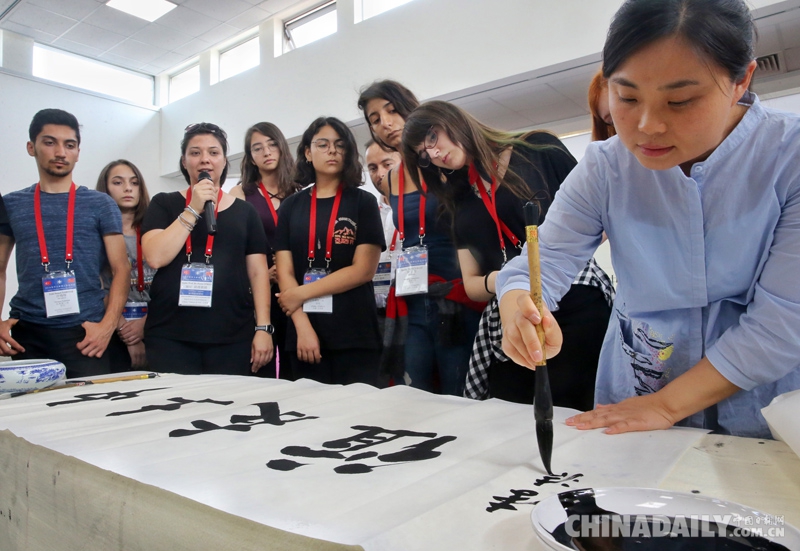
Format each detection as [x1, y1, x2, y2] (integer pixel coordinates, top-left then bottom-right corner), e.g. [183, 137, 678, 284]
[169, 64, 200, 103]
[284, 1, 337, 52]
[356, 0, 413, 22]
[219, 36, 260, 82]
[32, 45, 153, 105]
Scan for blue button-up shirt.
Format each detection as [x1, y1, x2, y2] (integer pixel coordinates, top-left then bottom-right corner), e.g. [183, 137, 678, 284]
[497, 95, 800, 438]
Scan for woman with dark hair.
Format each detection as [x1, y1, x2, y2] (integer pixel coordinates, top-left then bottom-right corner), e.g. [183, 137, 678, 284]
[274, 117, 385, 385]
[96, 160, 156, 371]
[402, 101, 614, 409]
[588, 69, 616, 141]
[141, 123, 273, 375]
[230, 122, 299, 379]
[357, 80, 483, 395]
[498, 0, 800, 439]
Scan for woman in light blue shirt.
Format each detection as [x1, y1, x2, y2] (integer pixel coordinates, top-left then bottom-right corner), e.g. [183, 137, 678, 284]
[497, 0, 800, 438]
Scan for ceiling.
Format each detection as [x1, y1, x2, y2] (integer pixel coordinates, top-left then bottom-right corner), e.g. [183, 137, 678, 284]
[0, 0, 308, 75]
[2, 0, 800, 138]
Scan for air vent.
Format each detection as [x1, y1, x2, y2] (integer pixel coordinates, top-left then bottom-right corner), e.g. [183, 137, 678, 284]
[755, 52, 786, 77]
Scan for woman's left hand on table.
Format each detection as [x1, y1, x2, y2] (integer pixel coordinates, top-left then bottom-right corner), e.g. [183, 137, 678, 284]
[565, 394, 677, 435]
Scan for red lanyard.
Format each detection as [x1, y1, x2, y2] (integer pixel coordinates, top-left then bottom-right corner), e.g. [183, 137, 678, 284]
[468, 163, 520, 262]
[135, 226, 144, 292]
[257, 182, 279, 227]
[184, 188, 223, 263]
[396, 162, 427, 248]
[389, 229, 398, 252]
[34, 182, 76, 272]
[308, 184, 343, 269]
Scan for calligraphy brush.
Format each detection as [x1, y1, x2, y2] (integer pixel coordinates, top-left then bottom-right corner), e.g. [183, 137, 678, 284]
[1, 372, 159, 399]
[524, 202, 554, 476]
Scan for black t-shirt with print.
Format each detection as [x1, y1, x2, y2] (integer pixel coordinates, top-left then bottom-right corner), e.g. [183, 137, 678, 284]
[275, 186, 386, 351]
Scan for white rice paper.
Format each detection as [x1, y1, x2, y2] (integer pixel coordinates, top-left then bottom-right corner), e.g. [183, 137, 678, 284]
[0, 374, 706, 550]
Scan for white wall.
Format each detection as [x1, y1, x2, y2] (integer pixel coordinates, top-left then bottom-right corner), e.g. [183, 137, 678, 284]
[160, 0, 626, 176]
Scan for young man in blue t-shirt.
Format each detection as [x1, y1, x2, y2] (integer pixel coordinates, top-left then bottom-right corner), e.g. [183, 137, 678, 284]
[0, 109, 130, 378]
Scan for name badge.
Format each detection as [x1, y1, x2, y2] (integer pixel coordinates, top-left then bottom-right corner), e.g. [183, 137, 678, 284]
[302, 268, 333, 314]
[373, 260, 392, 298]
[42, 270, 80, 317]
[122, 301, 148, 320]
[395, 246, 428, 296]
[179, 263, 214, 308]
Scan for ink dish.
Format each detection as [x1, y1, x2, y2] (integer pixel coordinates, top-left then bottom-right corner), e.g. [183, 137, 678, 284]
[531, 487, 800, 551]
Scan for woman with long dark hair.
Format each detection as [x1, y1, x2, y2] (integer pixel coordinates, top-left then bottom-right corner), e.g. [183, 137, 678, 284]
[498, 0, 800, 438]
[141, 123, 273, 375]
[357, 80, 483, 395]
[96, 159, 156, 371]
[231, 122, 299, 379]
[402, 101, 614, 409]
[274, 117, 384, 385]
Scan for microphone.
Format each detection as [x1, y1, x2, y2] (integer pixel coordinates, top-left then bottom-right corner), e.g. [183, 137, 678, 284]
[198, 170, 216, 235]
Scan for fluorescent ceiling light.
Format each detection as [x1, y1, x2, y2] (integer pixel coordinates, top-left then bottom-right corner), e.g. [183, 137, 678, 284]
[106, 0, 177, 22]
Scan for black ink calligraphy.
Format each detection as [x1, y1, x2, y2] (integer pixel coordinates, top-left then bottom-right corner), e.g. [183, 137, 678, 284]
[486, 489, 540, 513]
[267, 425, 457, 474]
[169, 402, 318, 437]
[534, 472, 584, 488]
[47, 388, 169, 407]
[107, 397, 233, 417]
[486, 472, 585, 513]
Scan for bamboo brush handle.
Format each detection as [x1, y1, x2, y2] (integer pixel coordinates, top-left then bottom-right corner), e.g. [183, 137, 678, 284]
[523, 202, 547, 367]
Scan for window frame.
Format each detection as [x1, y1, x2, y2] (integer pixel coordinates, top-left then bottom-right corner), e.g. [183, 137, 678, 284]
[283, 0, 337, 52]
[31, 44, 154, 105]
[218, 34, 260, 82]
[168, 61, 200, 104]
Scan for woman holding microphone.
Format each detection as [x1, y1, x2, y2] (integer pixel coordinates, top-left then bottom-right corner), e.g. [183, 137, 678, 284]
[141, 123, 273, 375]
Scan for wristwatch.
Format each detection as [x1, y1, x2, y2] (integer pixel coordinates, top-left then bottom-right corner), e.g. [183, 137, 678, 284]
[255, 324, 275, 334]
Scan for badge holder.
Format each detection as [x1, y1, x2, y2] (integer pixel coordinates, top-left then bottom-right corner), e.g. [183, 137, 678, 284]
[395, 246, 428, 297]
[179, 262, 215, 307]
[122, 301, 148, 320]
[303, 267, 333, 313]
[372, 259, 393, 299]
[42, 269, 80, 318]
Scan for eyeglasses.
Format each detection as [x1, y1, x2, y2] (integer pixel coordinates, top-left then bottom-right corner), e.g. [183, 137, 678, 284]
[312, 138, 347, 154]
[417, 126, 438, 168]
[251, 141, 280, 155]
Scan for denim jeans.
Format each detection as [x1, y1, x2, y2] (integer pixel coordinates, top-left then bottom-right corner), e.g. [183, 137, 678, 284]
[402, 294, 481, 395]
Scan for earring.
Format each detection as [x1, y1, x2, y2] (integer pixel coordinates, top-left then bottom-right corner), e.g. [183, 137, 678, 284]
[306, 159, 312, 165]
[443, 168, 455, 175]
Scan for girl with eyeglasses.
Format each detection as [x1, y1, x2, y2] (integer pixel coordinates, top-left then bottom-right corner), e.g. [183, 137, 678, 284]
[498, 0, 800, 438]
[141, 123, 274, 375]
[231, 122, 299, 380]
[401, 102, 614, 409]
[274, 117, 385, 385]
[96, 160, 156, 372]
[357, 80, 483, 396]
